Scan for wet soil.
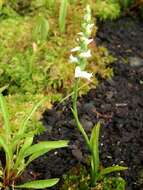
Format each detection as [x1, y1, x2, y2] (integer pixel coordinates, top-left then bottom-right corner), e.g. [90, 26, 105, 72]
[23, 17, 143, 190]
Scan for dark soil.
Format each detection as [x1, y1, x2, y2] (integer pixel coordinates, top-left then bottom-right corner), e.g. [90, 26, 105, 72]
[23, 17, 143, 190]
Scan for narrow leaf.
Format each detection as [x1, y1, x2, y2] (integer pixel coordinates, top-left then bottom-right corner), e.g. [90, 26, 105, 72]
[18, 97, 48, 135]
[25, 140, 68, 157]
[25, 149, 49, 167]
[33, 15, 49, 42]
[90, 122, 101, 174]
[15, 178, 59, 189]
[0, 136, 12, 159]
[59, 0, 68, 33]
[0, 94, 11, 136]
[100, 165, 128, 176]
[12, 132, 34, 150]
[0, 136, 12, 172]
[14, 136, 33, 170]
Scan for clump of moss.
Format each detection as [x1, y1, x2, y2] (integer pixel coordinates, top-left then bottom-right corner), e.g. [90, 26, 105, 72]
[60, 165, 126, 190]
[0, 2, 116, 129]
[93, 0, 121, 20]
[0, 2, 115, 98]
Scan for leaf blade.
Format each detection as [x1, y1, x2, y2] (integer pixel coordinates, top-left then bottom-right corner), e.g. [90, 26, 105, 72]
[14, 136, 34, 170]
[25, 140, 68, 157]
[59, 0, 68, 33]
[100, 165, 128, 177]
[0, 94, 11, 136]
[18, 97, 48, 136]
[90, 122, 101, 174]
[0, 136, 12, 173]
[15, 178, 59, 189]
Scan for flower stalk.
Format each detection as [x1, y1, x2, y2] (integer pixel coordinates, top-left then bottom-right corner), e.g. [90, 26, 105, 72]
[70, 4, 127, 187]
[70, 4, 94, 150]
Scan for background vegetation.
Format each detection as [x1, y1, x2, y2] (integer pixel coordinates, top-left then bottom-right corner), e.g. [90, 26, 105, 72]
[0, 0, 117, 125]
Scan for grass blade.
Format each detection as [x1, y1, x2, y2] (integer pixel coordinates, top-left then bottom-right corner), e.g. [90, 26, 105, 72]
[59, 0, 68, 33]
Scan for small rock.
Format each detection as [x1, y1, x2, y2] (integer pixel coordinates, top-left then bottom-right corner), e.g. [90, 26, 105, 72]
[129, 56, 143, 67]
[82, 102, 95, 113]
[72, 149, 83, 162]
[81, 118, 93, 132]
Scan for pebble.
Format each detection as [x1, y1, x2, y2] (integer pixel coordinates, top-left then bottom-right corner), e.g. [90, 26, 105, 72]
[129, 56, 143, 67]
[71, 149, 83, 162]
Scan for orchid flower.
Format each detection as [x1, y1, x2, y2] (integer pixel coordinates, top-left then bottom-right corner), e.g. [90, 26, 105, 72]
[81, 37, 93, 45]
[75, 66, 92, 81]
[79, 50, 92, 58]
[69, 5, 94, 81]
[69, 54, 78, 63]
[71, 46, 81, 52]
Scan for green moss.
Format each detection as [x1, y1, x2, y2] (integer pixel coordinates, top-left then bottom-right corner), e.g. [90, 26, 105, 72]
[60, 165, 126, 190]
[93, 0, 121, 20]
[0, 1, 116, 128]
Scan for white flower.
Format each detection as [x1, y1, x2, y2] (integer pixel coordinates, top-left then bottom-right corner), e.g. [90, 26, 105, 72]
[71, 46, 81, 52]
[75, 66, 92, 81]
[84, 14, 91, 22]
[86, 23, 94, 35]
[79, 50, 92, 58]
[81, 37, 93, 45]
[77, 32, 84, 36]
[84, 5, 91, 22]
[69, 54, 78, 63]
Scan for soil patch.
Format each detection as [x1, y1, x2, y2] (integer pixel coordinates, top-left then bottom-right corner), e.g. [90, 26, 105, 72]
[23, 16, 143, 190]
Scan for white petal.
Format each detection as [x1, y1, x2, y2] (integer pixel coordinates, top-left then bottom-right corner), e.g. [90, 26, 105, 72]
[88, 23, 94, 29]
[86, 23, 94, 34]
[81, 37, 93, 45]
[79, 50, 92, 58]
[77, 32, 84, 36]
[87, 38, 93, 44]
[71, 46, 81, 52]
[69, 54, 78, 63]
[75, 66, 92, 81]
[84, 14, 91, 22]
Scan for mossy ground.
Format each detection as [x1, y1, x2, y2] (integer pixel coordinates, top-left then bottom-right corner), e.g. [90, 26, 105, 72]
[0, 1, 114, 130]
[60, 164, 125, 190]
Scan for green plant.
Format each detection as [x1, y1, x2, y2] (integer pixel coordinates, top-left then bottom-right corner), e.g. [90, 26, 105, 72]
[33, 15, 49, 43]
[118, 0, 134, 9]
[60, 165, 126, 190]
[59, 0, 69, 33]
[93, 0, 121, 20]
[70, 4, 127, 187]
[118, 0, 143, 14]
[0, 94, 68, 189]
[103, 177, 126, 190]
[0, 0, 115, 110]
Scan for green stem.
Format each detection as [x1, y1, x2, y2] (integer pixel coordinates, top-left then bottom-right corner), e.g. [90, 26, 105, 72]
[72, 79, 78, 112]
[72, 79, 90, 149]
[60, 81, 90, 104]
